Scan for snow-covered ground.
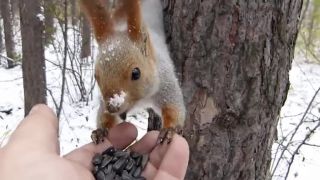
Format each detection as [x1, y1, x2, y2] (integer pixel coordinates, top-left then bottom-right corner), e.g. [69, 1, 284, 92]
[271, 60, 320, 180]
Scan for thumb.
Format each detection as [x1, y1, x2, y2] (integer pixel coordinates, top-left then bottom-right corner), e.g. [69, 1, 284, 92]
[64, 122, 137, 170]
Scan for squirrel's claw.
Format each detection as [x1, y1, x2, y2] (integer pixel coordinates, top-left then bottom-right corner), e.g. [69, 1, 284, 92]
[156, 127, 176, 144]
[157, 126, 184, 144]
[91, 128, 108, 144]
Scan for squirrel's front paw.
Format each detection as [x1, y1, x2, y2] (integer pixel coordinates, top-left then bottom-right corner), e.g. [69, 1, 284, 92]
[157, 126, 183, 144]
[91, 128, 108, 144]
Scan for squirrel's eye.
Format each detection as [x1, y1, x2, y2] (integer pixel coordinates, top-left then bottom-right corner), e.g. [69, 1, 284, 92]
[131, 68, 141, 80]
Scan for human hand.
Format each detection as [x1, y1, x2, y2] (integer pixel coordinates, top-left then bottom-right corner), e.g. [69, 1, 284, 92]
[131, 131, 189, 180]
[0, 104, 189, 180]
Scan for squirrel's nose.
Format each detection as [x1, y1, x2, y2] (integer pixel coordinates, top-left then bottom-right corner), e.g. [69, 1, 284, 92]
[106, 104, 120, 113]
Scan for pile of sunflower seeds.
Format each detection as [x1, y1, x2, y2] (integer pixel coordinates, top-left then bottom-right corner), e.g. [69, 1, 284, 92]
[92, 146, 148, 180]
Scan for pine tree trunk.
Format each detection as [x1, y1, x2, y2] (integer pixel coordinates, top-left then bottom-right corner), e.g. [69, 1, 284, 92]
[0, 0, 16, 68]
[10, 0, 19, 19]
[0, 17, 3, 54]
[20, 0, 47, 115]
[80, 14, 91, 59]
[162, 0, 303, 179]
[44, 0, 55, 45]
[71, 0, 78, 26]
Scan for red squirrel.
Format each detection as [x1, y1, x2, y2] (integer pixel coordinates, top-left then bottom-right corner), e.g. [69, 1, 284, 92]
[80, 0, 185, 144]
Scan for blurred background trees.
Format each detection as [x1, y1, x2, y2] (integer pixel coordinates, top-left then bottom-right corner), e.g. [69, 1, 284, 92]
[297, 0, 320, 64]
[0, 0, 17, 67]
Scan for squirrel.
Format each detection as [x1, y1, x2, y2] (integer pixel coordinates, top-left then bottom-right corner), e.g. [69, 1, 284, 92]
[80, 0, 185, 144]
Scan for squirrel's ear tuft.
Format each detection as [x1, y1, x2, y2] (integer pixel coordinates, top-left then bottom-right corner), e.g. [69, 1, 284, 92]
[80, 0, 113, 44]
[116, 0, 143, 42]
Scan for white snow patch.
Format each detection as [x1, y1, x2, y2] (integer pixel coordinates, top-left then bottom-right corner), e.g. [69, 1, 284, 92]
[37, 14, 45, 22]
[40, 6, 44, 13]
[109, 91, 126, 108]
[271, 61, 320, 180]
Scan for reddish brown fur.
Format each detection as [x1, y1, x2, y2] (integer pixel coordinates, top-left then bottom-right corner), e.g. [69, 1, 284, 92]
[162, 104, 179, 128]
[121, 0, 142, 41]
[95, 44, 157, 109]
[100, 113, 117, 129]
[81, 0, 143, 43]
[80, 0, 113, 43]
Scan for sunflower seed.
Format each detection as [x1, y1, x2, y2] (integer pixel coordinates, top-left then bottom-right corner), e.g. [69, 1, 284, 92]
[101, 155, 112, 168]
[133, 166, 142, 178]
[114, 174, 121, 180]
[103, 164, 112, 174]
[111, 156, 119, 163]
[141, 154, 149, 169]
[135, 156, 142, 166]
[125, 158, 135, 171]
[92, 154, 102, 165]
[129, 164, 137, 176]
[105, 171, 116, 179]
[95, 170, 105, 180]
[102, 147, 116, 156]
[113, 157, 127, 173]
[114, 150, 129, 158]
[121, 170, 133, 180]
[134, 177, 146, 180]
[92, 166, 99, 175]
[130, 151, 141, 159]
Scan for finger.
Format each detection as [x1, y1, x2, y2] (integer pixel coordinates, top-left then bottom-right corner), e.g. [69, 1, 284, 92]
[107, 122, 138, 149]
[154, 135, 189, 180]
[64, 122, 137, 169]
[6, 104, 59, 154]
[131, 131, 171, 180]
[130, 131, 159, 154]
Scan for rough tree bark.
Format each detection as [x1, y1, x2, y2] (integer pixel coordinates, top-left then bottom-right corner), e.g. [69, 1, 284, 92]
[10, 0, 19, 38]
[162, 0, 303, 179]
[71, 0, 78, 26]
[0, 0, 17, 68]
[20, 0, 47, 115]
[10, 0, 19, 19]
[0, 15, 3, 54]
[80, 14, 91, 59]
[44, 0, 55, 45]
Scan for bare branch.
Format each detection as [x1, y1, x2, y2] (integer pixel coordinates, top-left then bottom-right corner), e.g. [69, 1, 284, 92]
[284, 118, 320, 179]
[271, 87, 320, 176]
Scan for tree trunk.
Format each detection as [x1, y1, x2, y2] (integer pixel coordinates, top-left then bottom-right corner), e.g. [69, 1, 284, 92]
[20, 0, 47, 115]
[0, 16, 3, 54]
[80, 14, 91, 59]
[0, 0, 16, 68]
[71, 0, 78, 26]
[10, 0, 19, 19]
[44, 0, 55, 45]
[162, 0, 303, 179]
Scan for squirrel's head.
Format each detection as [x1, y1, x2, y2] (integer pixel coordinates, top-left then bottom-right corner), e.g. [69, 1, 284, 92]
[95, 35, 159, 114]
[81, 0, 159, 114]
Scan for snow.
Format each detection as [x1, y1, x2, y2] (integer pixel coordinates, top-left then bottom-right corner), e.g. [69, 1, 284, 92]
[109, 91, 126, 108]
[36, 14, 45, 22]
[0, 66, 24, 147]
[271, 61, 320, 180]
